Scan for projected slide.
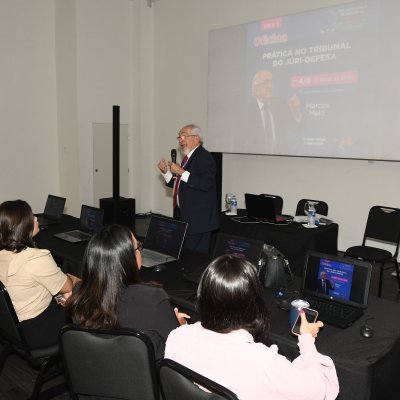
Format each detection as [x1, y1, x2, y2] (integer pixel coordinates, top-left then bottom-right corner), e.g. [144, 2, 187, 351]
[317, 259, 354, 301]
[207, 0, 400, 160]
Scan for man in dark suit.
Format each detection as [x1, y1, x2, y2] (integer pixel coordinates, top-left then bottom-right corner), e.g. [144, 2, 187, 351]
[243, 70, 302, 154]
[317, 271, 334, 295]
[157, 124, 219, 253]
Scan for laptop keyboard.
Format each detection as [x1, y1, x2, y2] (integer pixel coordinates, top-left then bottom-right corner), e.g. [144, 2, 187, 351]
[142, 255, 166, 265]
[141, 250, 170, 265]
[67, 231, 91, 240]
[305, 297, 363, 328]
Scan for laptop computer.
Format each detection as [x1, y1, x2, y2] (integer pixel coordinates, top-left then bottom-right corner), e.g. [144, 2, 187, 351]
[300, 251, 372, 328]
[183, 233, 265, 284]
[140, 216, 188, 268]
[241, 193, 293, 224]
[36, 195, 66, 227]
[54, 205, 104, 243]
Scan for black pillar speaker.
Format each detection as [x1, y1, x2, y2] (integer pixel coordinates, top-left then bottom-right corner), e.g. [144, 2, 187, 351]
[112, 105, 120, 199]
[99, 105, 136, 229]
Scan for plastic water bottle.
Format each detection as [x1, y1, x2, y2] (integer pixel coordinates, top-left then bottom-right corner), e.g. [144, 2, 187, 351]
[308, 206, 316, 227]
[230, 195, 237, 215]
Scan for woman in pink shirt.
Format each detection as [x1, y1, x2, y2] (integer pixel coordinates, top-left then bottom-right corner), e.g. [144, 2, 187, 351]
[165, 255, 339, 400]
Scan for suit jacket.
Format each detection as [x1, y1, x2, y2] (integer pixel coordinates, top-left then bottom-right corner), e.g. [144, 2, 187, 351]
[316, 279, 334, 295]
[241, 97, 301, 154]
[168, 146, 219, 235]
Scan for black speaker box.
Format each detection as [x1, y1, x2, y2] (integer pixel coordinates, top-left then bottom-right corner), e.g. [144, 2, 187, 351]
[99, 197, 135, 229]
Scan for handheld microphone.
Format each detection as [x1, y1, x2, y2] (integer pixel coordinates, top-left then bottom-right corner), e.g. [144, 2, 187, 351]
[171, 149, 177, 178]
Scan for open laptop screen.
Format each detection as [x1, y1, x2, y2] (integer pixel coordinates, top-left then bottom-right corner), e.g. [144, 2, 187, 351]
[43, 195, 66, 219]
[143, 216, 188, 259]
[212, 233, 264, 266]
[79, 205, 104, 234]
[302, 252, 372, 308]
[245, 193, 277, 221]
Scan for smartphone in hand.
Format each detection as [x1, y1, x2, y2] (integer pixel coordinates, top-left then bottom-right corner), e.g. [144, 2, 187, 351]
[291, 307, 318, 336]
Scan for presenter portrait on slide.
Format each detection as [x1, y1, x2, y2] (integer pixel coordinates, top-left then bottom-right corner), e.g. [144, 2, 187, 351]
[157, 124, 219, 254]
[244, 69, 302, 154]
[317, 271, 334, 295]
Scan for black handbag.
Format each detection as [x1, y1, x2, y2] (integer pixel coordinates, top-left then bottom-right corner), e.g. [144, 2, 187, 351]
[259, 244, 293, 288]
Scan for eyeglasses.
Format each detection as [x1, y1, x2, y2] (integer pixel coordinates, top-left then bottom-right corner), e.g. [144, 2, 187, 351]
[176, 134, 198, 140]
[134, 241, 143, 252]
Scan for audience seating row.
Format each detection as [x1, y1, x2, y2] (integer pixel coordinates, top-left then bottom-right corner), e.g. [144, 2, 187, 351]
[60, 324, 238, 400]
[0, 281, 237, 400]
[1, 201, 400, 398]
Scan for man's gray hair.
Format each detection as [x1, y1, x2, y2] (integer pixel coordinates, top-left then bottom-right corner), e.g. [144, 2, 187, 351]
[188, 124, 203, 143]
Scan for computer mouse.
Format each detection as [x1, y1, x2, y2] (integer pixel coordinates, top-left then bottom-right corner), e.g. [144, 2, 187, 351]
[153, 264, 166, 273]
[360, 325, 374, 338]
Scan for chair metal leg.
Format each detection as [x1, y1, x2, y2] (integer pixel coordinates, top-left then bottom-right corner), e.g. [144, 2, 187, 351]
[28, 356, 65, 400]
[28, 357, 54, 400]
[394, 259, 400, 290]
[378, 262, 384, 298]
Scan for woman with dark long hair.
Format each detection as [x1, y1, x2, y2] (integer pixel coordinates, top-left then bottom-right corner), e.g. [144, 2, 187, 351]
[0, 200, 77, 349]
[165, 254, 339, 400]
[67, 224, 187, 361]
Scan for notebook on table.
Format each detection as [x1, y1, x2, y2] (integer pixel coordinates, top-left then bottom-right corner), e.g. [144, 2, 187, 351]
[36, 195, 66, 227]
[183, 233, 265, 284]
[300, 251, 372, 328]
[140, 216, 188, 268]
[235, 193, 293, 224]
[53, 205, 104, 243]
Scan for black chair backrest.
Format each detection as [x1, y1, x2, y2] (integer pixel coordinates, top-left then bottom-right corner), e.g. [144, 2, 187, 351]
[59, 325, 160, 400]
[363, 206, 400, 256]
[296, 199, 329, 216]
[0, 281, 29, 353]
[260, 194, 283, 215]
[159, 359, 239, 400]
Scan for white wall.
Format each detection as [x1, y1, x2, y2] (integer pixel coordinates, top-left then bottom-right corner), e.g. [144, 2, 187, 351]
[55, 0, 80, 215]
[0, 0, 59, 212]
[1, 0, 399, 255]
[74, 0, 134, 209]
[0, 0, 139, 216]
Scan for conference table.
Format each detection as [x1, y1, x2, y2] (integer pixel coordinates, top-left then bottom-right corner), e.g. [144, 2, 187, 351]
[219, 210, 339, 276]
[35, 214, 400, 400]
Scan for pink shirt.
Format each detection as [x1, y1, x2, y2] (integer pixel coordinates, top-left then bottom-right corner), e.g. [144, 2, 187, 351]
[165, 322, 339, 400]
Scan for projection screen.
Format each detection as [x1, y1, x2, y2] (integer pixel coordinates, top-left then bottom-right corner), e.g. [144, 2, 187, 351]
[206, 0, 400, 161]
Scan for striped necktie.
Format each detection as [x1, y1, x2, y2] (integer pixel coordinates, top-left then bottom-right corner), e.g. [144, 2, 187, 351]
[173, 155, 188, 209]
